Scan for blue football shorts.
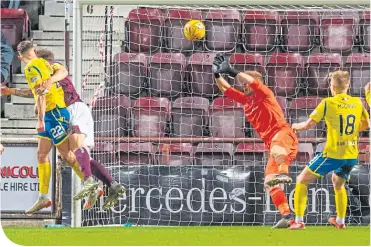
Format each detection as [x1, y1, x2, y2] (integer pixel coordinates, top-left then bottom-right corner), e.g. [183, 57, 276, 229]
[306, 153, 358, 180]
[38, 106, 70, 146]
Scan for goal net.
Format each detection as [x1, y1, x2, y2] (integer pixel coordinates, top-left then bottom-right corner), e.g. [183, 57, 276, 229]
[72, 3, 370, 227]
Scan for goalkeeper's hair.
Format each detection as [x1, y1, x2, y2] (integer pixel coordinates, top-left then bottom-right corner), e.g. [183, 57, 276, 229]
[244, 71, 264, 83]
[330, 70, 350, 91]
[36, 49, 55, 61]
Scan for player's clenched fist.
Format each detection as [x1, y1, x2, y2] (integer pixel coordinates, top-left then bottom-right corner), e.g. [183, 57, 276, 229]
[36, 120, 45, 133]
[0, 85, 15, 96]
[212, 53, 239, 78]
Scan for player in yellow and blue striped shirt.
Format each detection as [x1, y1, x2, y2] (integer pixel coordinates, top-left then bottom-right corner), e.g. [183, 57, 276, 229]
[289, 71, 369, 230]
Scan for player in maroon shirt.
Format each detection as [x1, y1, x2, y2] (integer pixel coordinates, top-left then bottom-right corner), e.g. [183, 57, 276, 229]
[1, 49, 125, 211]
[212, 54, 298, 228]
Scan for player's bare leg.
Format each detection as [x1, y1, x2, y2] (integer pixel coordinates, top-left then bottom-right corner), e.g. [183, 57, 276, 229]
[266, 145, 292, 187]
[328, 173, 347, 229]
[26, 138, 53, 214]
[289, 168, 317, 230]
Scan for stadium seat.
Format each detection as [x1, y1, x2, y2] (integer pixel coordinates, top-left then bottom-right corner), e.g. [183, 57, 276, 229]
[229, 53, 266, 91]
[281, 11, 319, 53]
[360, 11, 370, 52]
[157, 143, 195, 165]
[109, 53, 147, 96]
[131, 97, 171, 137]
[289, 96, 325, 138]
[234, 143, 266, 166]
[266, 53, 304, 97]
[295, 143, 314, 164]
[0, 8, 29, 49]
[305, 53, 342, 96]
[91, 142, 117, 167]
[164, 9, 203, 52]
[344, 53, 370, 97]
[118, 142, 155, 166]
[204, 9, 241, 52]
[172, 96, 209, 137]
[149, 53, 186, 98]
[125, 8, 164, 53]
[92, 96, 131, 137]
[194, 143, 234, 166]
[358, 143, 370, 164]
[320, 11, 359, 53]
[186, 53, 220, 98]
[243, 11, 280, 52]
[210, 97, 246, 138]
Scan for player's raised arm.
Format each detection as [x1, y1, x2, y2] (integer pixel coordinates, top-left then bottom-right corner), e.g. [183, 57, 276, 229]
[292, 99, 325, 133]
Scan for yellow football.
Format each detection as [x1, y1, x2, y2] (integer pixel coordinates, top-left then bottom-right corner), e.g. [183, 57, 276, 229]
[184, 20, 206, 41]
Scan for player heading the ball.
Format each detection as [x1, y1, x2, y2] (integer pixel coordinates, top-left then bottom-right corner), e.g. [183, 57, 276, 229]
[212, 53, 298, 229]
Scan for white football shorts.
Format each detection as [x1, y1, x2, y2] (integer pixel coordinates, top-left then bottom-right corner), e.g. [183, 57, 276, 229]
[67, 101, 95, 149]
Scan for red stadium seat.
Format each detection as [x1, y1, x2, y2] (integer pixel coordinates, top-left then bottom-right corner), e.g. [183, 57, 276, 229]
[281, 11, 319, 53]
[296, 143, 314, 164]
[358, 143, 370, 164]
[209, 97, 246, 138]
[305, 53, 342, 96]
[125, 8, 164, 53]
[110, 53, 147, 96]
[92, 96, 131, 138]
[266, 53, 304, 97]
[131, 97, 171, 137]
[172, 97, 209, 137]
[91, 143, 116, 167]
[229, 53, 266, 92]
[164, 9, 203, 52]
[243, 11, 280, 52]
[344, 53, 370, 97]
[360, 11, 370, 52]
[320, 11, 359, 53]
[118, 142, 155, 166]
[204, 9, 241, 52]
[234, 143, 266, 166]
[157, 143, 195, 165]
[289, 96, 324, 138]
[195, 143, 234, 166]
[187, 53, 220, 98]
[149, 53, 186, 98]
[1, 8, 29, 49]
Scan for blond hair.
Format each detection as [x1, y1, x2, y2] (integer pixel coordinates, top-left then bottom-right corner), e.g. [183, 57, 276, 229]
[330, 70, 350, 92]
[243, 71, 264, 83]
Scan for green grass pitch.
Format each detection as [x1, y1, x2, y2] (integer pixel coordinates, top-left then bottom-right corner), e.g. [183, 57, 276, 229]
[2, 226, 370, 246]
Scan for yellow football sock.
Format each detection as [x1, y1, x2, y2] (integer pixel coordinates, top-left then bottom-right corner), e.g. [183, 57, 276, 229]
[334, 187, 347, 219]
[38, 162, 51, 194]
[71, 162, 84, 181]
[294, 183, 308, 217]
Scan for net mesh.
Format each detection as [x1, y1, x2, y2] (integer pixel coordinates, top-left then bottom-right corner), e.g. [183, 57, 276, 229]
[77, 4, 370, 226]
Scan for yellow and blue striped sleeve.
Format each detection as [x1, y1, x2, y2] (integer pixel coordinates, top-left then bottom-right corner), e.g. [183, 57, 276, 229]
[309, 99, 326, 123]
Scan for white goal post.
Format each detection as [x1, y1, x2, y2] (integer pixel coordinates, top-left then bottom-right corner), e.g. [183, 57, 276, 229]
[71, 0, 370, 228]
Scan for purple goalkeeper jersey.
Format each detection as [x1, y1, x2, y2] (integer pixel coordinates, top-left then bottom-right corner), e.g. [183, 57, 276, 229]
[51, 61, 82, 107]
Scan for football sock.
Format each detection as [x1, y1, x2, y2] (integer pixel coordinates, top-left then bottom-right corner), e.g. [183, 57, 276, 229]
[38, 162, 51, 195]
[70, 162, 84, 181]
[269, 187, 290, 216]
[335, 187, 347, 224]
[90, 159, 113, 186]
[74, 147, 92, 180]
[294, 183, 308, 222]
